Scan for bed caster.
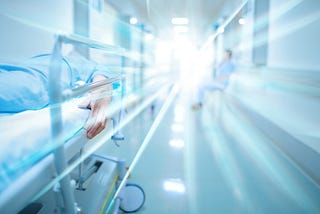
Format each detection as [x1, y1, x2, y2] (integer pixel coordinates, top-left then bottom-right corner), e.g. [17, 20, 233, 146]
[120, 183, 145, 213]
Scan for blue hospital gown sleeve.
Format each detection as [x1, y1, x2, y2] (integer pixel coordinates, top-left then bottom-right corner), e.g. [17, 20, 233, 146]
[0, 52, 111, 113]
[64, 51, 114, 83]
[0, 55, 71, 113]
[0, 64, 49, 113]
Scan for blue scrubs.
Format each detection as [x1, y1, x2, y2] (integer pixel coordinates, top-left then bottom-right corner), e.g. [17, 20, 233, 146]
[214, 60, 235, 85]
[196, 60, 235, 103]
[0, 53, 98, 113]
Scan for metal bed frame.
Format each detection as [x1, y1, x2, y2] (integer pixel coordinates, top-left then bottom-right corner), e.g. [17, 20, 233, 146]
[0, 34, 146, 214]
[0, 31, 178, 213]
[47, 33, 147, 214]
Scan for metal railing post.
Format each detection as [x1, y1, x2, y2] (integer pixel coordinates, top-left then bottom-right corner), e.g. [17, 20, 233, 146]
[49, 36, 77, 214]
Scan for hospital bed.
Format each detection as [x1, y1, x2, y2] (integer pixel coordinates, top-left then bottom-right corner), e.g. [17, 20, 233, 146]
[0, 34, 148, 213]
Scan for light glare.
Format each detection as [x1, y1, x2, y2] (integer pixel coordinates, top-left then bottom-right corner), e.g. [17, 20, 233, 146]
[144, 33, 154, 41]
[238, 18, 245, 25]
[174, 113, 184, 123]
[169, 139, 185, 148]
[174, 105, 185, 122]
[130, 17, 138, 25]
[217, 27, 225, 34]
[174, 26, 189, 33]
[171, 123, 184, 132]
[163, 179, 186, 193]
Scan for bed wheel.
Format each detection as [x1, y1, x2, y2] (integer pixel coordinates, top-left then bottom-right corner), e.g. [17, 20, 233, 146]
[120, 183, 145, 213]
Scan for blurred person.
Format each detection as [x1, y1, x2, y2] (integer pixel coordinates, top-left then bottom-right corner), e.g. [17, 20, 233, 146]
[192, 49, 235, 110]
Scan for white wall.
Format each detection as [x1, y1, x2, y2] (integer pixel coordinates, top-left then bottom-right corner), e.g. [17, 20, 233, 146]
[89, 2, 120, 64]
[89, 2, 117, 45]
[0, 0, 73, 61]
[268, 0, 320, 70]
[238, 0, 255, 65]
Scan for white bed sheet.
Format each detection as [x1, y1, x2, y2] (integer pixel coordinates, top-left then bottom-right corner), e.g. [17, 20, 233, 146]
[0, 98, 89, 192]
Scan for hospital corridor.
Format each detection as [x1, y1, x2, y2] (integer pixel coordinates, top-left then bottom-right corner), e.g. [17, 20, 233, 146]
[1, 0, 320, 213]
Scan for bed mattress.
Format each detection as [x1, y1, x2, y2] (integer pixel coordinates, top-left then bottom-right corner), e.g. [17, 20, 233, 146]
[0, 98, 89, 192]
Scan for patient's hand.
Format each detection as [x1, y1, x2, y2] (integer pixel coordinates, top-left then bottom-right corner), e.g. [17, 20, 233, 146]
[82, 75, 111, 139]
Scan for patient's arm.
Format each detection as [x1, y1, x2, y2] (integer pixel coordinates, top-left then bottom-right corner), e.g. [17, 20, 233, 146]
[82, 74, 111, 139]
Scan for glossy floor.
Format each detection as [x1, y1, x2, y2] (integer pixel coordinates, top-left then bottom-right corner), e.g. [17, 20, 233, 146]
[100, 90, 320, 214]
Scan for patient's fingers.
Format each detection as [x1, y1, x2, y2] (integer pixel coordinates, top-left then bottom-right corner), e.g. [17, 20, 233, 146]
[86, 100, 108, 139]
[83, 101, 96, 130]
[84, 91, 110, 139]
[87, 117, 107, 139]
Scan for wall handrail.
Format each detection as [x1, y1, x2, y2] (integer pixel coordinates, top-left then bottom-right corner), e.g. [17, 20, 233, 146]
[58, 33, 125, 55]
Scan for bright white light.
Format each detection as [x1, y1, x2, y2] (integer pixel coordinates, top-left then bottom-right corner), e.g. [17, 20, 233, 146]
[169, 139, 185, 148]
[171, 17, 189, 25]
[130, 17, 138, 25]
[238, 18, 245, 25]
[127, 94, 139, 104]
[174, 105, 185, 114]
[154, 41, 173, 64]
[163, 179, 186, 193]
[217, 27, 225, 34]
[144, 33, 154, 41]
[174, 113, 184, 123]
[174, 105, 185, 123]
[209, 34, 215, 41]
[171, 35, 200, 88]
[171, 123, 184, 132]
[174, 26, 189, 33]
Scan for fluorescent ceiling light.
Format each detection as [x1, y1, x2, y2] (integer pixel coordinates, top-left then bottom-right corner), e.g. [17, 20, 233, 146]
[174, 26, 189, 33]
[130, 17, 138, 24]
[171, 17, 189, 25]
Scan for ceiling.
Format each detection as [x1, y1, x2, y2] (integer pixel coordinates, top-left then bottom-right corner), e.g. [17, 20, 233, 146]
[107, 0, 243, 44]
